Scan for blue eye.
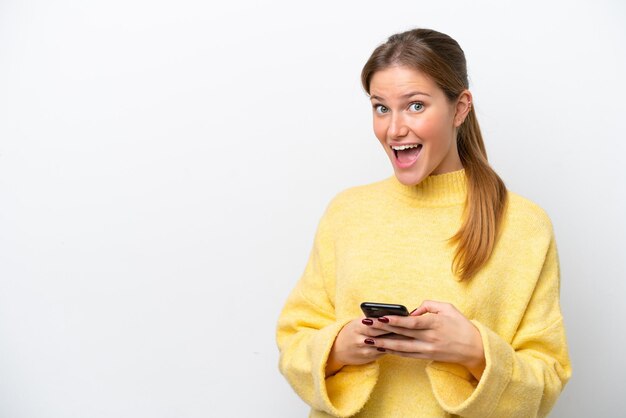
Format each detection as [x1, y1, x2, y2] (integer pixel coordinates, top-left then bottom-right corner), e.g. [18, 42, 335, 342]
[409, 102, 424, 112]
[374, 104, 389, 114]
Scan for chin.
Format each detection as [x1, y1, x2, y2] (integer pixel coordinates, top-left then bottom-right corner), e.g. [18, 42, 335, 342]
[393, 169, 428, 186]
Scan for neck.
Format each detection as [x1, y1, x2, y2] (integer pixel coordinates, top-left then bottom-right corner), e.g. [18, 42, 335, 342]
[386, 169, 467, 206]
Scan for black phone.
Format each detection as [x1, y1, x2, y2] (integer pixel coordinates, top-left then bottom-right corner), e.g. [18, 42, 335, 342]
[360, 302, 410, 318]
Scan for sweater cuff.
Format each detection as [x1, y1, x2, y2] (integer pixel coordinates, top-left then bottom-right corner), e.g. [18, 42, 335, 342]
[311, 320, 379, 417]
[426, 320, 513, 417]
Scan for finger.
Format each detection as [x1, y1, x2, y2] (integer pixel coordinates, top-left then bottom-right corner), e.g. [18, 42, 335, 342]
[381, 329, 433, 341]
[417, 300, 457, 314]
[360, 337, 391, 358]
[362, 328, 395, 337]
[356, 345, 387, 360]
[361, 316, 402, 328]
[378, 333, 413, 341]
[361, 336, 397, 347]
[363, 316, 403, 332]
[379, 313, 437, 331]
[374, 336, 434, 355]
[410, 306, 427, 316]
[360, 317, 397, 337]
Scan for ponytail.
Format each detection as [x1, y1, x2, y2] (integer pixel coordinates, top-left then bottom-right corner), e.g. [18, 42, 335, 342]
[451, 107, 507, 280]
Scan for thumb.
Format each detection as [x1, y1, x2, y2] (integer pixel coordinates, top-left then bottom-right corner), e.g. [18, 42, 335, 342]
[410, 300, 444, 316]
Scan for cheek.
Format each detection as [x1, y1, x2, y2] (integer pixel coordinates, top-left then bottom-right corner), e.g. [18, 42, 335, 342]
[373, 119, 387, 143]
[412, 116, 451, 143]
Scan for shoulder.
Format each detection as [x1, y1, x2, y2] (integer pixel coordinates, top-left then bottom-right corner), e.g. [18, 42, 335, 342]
[325, 178, 390, 213]
[503, 191, 554, 239]
[316, 178, 390, 228]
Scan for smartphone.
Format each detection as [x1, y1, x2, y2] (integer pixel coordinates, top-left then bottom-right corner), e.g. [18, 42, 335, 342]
[360, 302, 409, 318]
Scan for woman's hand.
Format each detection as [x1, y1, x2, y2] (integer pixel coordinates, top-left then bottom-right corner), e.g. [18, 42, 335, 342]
[325, 318, 392, 377]
[363, 300, 486, 380]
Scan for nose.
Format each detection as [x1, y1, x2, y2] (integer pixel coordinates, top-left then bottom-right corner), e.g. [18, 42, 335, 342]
[388, 112, 409, 139]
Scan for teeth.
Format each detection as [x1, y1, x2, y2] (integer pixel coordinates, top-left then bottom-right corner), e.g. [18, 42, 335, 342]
[391, 144, 420, 151]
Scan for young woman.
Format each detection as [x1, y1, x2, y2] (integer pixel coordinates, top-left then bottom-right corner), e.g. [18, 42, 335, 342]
[276, 28, 571, 418]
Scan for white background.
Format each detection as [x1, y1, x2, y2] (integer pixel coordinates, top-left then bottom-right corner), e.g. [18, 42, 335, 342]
[1, 0, 624, 417]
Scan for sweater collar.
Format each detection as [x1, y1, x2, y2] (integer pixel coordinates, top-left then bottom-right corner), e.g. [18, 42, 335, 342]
[385, 169, 467, 206]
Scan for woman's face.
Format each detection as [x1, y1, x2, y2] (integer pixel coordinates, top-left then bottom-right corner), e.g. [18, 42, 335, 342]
[369, 65, 470, 186]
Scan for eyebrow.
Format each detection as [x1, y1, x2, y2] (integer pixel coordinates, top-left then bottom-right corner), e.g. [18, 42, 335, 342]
[370, 91, 431, 101]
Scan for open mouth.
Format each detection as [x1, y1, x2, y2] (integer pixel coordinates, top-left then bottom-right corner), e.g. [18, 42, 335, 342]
[392, 144, 422, 166]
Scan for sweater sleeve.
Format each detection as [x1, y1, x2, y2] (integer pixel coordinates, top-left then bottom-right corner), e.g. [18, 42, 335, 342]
[276, 208, 379, 417]
[426, 234, 572, 418]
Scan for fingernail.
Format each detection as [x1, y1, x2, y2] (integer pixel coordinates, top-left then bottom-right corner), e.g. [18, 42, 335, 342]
[364, 338, 375, 345]
[377, 317, 389, 323]
[377, 347, 386, 352]
[362, 318, 373, 326]
[410, 308, 418, 315]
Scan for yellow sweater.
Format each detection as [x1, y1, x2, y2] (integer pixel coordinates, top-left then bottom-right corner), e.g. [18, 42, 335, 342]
[276, 170, 571, 418]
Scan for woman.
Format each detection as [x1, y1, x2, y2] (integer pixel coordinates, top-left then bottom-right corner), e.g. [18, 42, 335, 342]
[276, 28, 571, 418]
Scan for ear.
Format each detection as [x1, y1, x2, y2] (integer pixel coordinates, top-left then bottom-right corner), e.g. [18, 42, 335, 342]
[453, 90, 473, 127]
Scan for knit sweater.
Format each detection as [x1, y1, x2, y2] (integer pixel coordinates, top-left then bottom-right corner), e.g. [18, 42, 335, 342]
[276, 169, 571, 418]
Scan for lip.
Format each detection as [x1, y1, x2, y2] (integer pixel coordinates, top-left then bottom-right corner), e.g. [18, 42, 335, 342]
[390, 143, 422, 169]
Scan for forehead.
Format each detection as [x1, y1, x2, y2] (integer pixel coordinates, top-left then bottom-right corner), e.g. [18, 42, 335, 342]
[369, 65, 441, 98]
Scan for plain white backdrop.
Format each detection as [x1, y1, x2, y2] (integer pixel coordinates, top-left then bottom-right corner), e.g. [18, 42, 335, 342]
[0, 0, 624, 416]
